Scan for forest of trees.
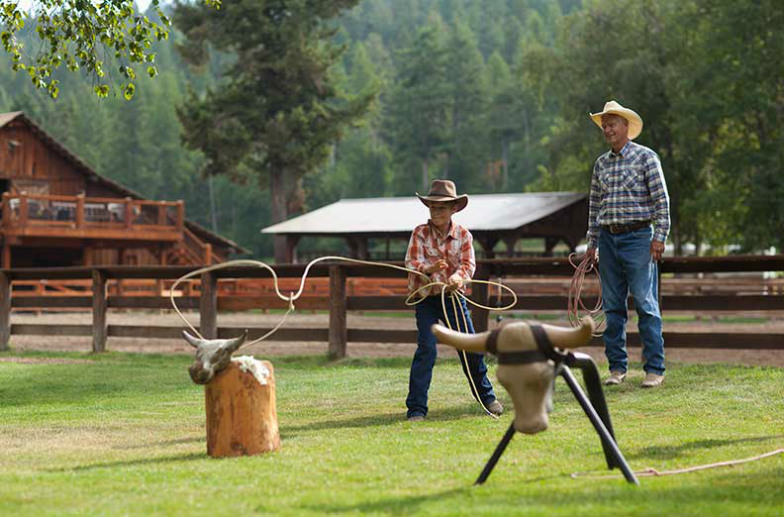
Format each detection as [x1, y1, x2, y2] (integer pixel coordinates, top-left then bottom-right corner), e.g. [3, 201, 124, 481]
[1, 0, 782, 259]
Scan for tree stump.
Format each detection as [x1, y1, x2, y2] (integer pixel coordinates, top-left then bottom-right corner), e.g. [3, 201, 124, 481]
[204, 358, 280, 458]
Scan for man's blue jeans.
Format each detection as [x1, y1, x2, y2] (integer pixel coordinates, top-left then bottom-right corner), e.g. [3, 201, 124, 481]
[598, 226, 665, 375]
[407, 295, 496, 418]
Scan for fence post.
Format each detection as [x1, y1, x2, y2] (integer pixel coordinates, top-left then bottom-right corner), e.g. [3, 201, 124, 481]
[200, 271, 218, 339]
[92, 269, 107, 353]
[0, 272, 10, 351]
[328, 265, 347, 359]
[472, 267, 490, 333]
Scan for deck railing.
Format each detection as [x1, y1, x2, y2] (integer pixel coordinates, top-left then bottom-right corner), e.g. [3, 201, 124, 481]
[1, 192, 184, 234]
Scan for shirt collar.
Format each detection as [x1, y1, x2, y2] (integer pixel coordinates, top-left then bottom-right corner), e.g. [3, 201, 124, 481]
[610, 140, 633, 158]
[428, 220, 457, 240]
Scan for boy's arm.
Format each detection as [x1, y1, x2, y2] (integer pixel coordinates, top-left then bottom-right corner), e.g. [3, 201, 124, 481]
[405, 227, 429, 274]
[449, 229, 475, 288]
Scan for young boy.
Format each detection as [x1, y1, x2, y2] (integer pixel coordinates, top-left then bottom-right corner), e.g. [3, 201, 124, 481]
[404, 179, 503, 421]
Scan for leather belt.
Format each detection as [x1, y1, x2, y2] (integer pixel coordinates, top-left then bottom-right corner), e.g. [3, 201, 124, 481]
[602, 220, 650, 234]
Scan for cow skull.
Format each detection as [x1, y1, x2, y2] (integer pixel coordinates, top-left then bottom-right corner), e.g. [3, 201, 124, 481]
[432, 316, 594, 434]
[182, 330, 248, 384]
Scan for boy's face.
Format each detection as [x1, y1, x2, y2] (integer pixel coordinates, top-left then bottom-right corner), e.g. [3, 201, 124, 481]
[428, 201, 458, 227]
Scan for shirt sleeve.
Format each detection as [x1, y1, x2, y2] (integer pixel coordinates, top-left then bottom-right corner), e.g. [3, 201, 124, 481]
[405, 227, 427, 273]
[644, 151, 671, 243]
[586, 160, 602, 247]
[456, 230, 476, 281]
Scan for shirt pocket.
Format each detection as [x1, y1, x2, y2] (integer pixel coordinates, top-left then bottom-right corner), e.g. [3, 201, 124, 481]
[620, 157, 645, 191]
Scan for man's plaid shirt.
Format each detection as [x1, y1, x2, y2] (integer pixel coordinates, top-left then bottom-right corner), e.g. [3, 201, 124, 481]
[405, 221, 475, 296]
[587, 140, 671, 247]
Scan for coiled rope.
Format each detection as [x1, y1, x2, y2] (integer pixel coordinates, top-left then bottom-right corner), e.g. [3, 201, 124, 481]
[567, 252, 605, 336]
[169, 256, 517, 417]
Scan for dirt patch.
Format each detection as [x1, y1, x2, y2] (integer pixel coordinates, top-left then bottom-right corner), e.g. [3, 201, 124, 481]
[6, 311, 784, 367]
[0, 357, 92, 364]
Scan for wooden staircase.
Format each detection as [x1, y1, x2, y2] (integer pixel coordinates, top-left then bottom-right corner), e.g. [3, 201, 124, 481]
[165, 226, 226, 266]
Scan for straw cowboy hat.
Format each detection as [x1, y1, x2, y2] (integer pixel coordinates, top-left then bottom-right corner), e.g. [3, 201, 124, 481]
[589, 100, 643, 140]
[416, 179, 468, 212]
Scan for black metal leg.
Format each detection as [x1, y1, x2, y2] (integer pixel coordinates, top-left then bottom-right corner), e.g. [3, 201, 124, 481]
[474, 422, 516, 485]
[568, 352, 621, 469]
[559, 366, 639, 485]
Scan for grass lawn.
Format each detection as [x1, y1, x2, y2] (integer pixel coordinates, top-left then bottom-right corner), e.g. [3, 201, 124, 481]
[0, 349, 782, 516]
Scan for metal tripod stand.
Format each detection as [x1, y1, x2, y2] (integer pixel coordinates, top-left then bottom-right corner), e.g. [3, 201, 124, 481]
[475, 351, 639, 485]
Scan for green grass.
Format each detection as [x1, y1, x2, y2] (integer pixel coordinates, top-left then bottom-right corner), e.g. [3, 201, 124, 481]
[0, 349, 782, 516]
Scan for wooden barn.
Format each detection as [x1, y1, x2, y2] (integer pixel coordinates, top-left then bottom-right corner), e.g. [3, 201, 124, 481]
[0, 111, 246, 268]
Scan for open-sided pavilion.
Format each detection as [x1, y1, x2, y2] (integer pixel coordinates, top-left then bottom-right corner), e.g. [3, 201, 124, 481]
[261, 192, 588, 262]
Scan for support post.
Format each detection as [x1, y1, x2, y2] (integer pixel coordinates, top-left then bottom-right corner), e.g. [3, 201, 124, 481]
[200, 271, 218, 339]
[76, 193, 85, 228]
[328, 265, 347, 359]
[205, 361, 280, 458]
[176, 200, 185, 232]
[92, 269, 107, 353]
[2, 242, 9, 269]
[124, 197, 133, 229]
[0, 272, 10, 351]
[471, 267, 490, 333]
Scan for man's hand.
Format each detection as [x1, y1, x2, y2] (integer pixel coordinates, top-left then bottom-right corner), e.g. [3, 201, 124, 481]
[585, 247, 597, 263]
[650, 240, 665, 262]
[446, 273, 464, 291]
[425, 259, 448, 275]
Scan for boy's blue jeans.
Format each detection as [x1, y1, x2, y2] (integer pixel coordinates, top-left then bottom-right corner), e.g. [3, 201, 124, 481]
[598, 226, 665, 375]
[406, 295, 496, 418]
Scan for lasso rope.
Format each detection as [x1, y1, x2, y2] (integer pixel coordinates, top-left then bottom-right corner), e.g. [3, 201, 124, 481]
[567, 252, 605, 336]
[571, 448, 783, 479]
[169, 256, 517, 416]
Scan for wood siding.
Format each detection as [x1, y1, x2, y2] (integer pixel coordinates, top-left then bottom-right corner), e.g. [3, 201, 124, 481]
[0, 121, 86, 196]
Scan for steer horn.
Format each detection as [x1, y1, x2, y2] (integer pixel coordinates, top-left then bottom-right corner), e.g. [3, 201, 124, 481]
[433, 316, 595, 352]
[181, 330, 248, 354]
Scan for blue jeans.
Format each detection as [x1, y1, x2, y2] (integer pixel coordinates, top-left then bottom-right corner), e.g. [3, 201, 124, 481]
[406, 295, 496, 418]
[598, 226, 665, 375]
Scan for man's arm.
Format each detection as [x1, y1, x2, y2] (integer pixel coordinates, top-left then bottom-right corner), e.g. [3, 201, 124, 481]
[645, 151, 671, 245]
[586, 161, 602, 249]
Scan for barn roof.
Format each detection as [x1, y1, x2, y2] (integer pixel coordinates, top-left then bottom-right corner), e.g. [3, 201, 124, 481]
[0, 111, 247, 254]
[261, 192, 587, 236]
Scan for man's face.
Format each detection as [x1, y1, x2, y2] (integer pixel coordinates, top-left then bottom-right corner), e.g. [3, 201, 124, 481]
[428, 201, 457, 227]
[601, 114, 629, 150]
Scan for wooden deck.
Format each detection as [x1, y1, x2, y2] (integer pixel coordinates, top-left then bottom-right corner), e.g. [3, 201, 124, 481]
[1, 192, 184, 243]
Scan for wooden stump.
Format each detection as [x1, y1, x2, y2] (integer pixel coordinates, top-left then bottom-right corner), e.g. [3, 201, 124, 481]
[204, 359, 280, 458]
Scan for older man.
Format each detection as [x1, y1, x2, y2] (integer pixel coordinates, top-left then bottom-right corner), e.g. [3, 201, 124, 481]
[585, 100, 670, 388]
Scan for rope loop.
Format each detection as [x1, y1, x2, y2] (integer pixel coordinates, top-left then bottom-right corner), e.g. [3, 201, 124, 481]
[567, 252, 605, 336]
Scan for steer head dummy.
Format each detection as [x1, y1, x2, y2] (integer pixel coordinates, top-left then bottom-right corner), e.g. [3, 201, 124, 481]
[182, 330, 248, 384]
[432, 316, 595, 434]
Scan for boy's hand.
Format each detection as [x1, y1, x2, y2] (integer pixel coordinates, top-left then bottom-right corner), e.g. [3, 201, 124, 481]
[425, 259, 448, 274]
[446, 273, 464, 291]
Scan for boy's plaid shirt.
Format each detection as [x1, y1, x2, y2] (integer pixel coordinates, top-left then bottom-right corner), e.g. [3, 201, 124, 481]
[405, 221, 475, 296]
[586, 140, 671, 247]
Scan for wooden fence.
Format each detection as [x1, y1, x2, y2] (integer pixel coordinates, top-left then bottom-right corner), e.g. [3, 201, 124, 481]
[1, 255, 784, 358]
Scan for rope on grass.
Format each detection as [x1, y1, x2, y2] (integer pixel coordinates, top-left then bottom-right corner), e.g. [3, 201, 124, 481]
[570, 448, 784, 479]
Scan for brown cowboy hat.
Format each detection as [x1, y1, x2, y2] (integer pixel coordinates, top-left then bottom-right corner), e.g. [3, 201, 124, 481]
[589, 100, 644, 140]
[416, 179, 468, 212]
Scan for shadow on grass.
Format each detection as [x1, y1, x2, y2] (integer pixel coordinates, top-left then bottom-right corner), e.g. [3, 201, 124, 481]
[281, 404, 491, 438]
[626, 434, 784, 461]
[296, 487, 470, 516]
[112, 436, 204, 450]
[302, 468, 784, 515]
[48, 452, 207, 473]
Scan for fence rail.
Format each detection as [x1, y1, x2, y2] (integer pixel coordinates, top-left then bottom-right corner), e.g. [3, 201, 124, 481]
[1, 255, 784, 358]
